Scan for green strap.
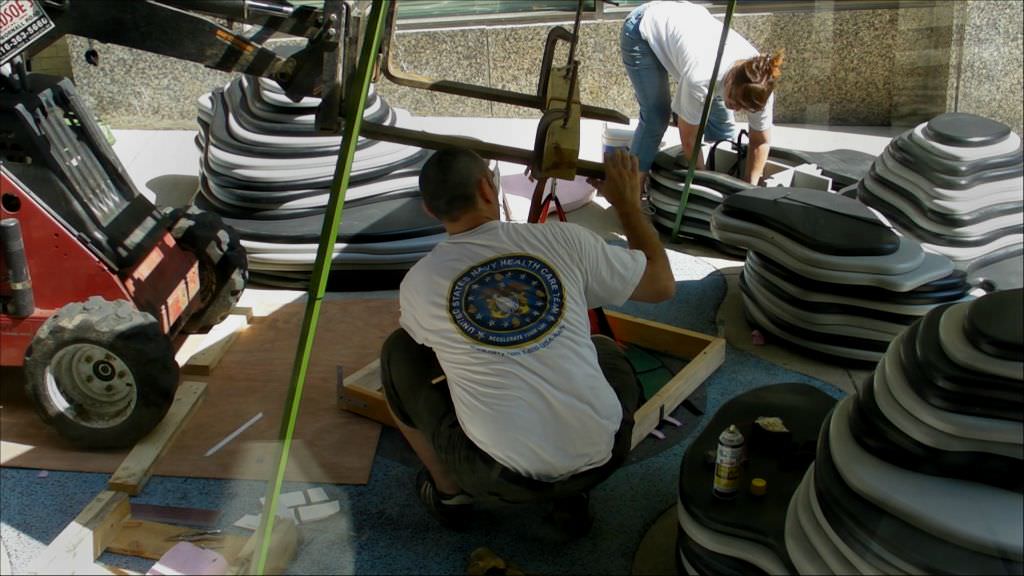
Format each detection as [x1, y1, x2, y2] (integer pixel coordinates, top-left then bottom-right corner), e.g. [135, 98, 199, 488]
[670, 0, 738, 242]
[252, 1, 391, 573]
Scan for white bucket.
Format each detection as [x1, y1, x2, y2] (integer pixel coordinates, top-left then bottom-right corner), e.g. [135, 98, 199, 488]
[602, 123, 634, 155]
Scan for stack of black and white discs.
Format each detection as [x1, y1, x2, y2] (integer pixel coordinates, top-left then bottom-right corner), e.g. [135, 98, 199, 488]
[193, 76, 496, 287]
[647, 147, 753, 257]
[675, 383, 838, 576]
[710, 187, 975, 364]
[858, 112, 1023, 291]
[784, 288, 1023, 575]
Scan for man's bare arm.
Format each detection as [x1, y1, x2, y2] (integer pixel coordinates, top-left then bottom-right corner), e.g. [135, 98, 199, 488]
[595, 150, 675, 303]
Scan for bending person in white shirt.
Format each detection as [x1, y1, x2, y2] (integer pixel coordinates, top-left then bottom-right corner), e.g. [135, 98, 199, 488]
[621, 0, 784, 184]
[381, 148, 674, 536]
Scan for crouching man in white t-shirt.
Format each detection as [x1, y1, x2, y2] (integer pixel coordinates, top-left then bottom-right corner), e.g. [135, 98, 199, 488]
[381, 148, 675, 536]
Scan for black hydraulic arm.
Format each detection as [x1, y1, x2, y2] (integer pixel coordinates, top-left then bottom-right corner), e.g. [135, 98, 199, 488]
[27, 0, 343, 100]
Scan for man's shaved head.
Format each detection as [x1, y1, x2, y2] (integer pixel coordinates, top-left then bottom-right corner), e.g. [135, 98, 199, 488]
[419, 147, 491, 221]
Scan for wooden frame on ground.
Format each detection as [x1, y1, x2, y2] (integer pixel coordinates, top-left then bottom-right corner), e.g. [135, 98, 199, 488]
[338, 310, 726, 448]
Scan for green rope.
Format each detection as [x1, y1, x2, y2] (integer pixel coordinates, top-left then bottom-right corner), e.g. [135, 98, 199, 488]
[670, 0, 738, 242]
[252, 2, 391, 573]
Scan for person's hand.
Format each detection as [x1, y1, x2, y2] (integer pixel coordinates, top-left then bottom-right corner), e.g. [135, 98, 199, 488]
[596, 149, 643, 212]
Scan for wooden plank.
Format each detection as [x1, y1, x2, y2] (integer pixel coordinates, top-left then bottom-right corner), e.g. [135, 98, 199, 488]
[339, 384, 395, 428]
[631, 336, 726, 448]
[228, 305, 255, 322]
[606, 310, 715, 359]
[337, 360, 395, 427]
[108, 381, 208, 495]
[231, 292, 295, 322]
[108, 519, 247, 562]
[173, 333, 206, 368]
[360, 122, 607, 180]
[180, 315, 248, 375]
[28, 491, 131, 575]
[344, 360, 382, 392]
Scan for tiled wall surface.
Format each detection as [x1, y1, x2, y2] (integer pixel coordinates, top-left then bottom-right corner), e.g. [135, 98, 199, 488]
[891, 2, 958, 129]
[65, 36, 234, 129]
[58, 1, 1022, 134]
[953, 0, 1023, 136]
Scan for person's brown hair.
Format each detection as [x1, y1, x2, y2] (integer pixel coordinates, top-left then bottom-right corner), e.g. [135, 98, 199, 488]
[723, 49, 785, 113]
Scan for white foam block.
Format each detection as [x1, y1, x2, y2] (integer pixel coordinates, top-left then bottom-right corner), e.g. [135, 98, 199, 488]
[260, 490, 308, 509]
[233, 514, 262, 530]
[233, 505, 296, 531]
[295, 500, 341, 523]
[307, 487, 329, 503]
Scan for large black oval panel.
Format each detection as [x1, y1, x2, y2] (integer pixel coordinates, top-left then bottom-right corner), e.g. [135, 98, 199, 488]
[722, 188, 899, 256]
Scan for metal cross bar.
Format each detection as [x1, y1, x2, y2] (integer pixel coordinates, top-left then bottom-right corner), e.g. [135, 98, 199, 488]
[378, 0, 627, 125]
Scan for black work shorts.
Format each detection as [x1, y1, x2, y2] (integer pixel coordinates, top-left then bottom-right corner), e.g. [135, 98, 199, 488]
[381, 328, 641, 503]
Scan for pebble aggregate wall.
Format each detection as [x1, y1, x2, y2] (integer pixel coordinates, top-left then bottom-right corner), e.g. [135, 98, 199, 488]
[53, 1, 1021, 134]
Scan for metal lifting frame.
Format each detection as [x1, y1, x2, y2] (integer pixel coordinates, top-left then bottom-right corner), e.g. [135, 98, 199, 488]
[359, 0, 629, 181]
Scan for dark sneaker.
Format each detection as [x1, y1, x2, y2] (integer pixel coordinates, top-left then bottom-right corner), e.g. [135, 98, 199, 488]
[416, 467, 474, 530]
[547, 492, 594, 540]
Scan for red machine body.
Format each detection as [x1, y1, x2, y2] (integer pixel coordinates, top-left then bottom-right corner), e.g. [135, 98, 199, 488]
[0, 0, 337, 448]
[0, 169, 201, 367]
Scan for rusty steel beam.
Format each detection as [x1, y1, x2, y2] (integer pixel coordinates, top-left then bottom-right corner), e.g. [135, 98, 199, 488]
[359, 122, 605, 179]
[378, 72, 628, 126]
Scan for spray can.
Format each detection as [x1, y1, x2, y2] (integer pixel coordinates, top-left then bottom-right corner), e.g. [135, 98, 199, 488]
[713, 424, 745, 499]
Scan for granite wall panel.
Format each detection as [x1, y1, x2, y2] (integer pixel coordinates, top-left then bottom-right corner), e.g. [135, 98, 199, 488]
[955, 0, 1023, 135]
[891, 2, 957, 128]
[65, 36, 232, 129]
[379, 7, 917, 127]
[378, 26, 491, 117]
[54, 2, 1020, 134]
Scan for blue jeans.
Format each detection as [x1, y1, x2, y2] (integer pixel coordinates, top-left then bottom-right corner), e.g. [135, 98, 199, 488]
[620, 3, 738, 171]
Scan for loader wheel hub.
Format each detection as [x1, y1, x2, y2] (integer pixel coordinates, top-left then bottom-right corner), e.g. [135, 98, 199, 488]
[46, 343, 137, 427]
[93, 360, 116, 381]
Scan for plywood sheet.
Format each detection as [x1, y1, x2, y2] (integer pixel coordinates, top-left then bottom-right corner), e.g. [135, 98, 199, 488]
[0, 299, 399, 485]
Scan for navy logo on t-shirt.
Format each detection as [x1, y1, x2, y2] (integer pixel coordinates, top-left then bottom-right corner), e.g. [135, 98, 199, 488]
[449, 254, 564, 348]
